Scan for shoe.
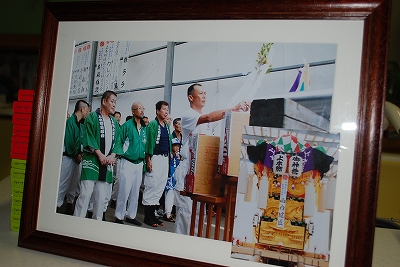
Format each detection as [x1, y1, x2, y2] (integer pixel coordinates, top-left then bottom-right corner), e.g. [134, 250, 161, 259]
[114, 218, 124, 224]
[87, 211, 93, 218]
[155, 208, 164, 218]
[126, 218, 142, 226]
[65, 203, 74, 215]
[163, 214, 175, 223]
[56, 206, 63, 214]
[143, 205, 158, 227]
[110, 199, 116, 209]
[150, 205, 164, 226]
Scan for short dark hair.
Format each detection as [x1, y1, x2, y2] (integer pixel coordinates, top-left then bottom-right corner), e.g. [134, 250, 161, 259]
[155, 100, 169, 111]
[173, 117, 181, 125]
[101, 90, 117, 104]
[114, 111, 121, 117]
[74, 100, 90, 113]
[125, 115, 132, 122]
[187, 83, 202, 96]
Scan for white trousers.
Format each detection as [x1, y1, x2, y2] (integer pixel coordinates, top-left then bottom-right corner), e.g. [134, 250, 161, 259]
[114, 158, 143, 220]
[164, 189, 174, 217]
[111, 158, 121, 201]
[142, 155, 169, 206]
[87, 182, 112, 213]
[173, 160, 201, 235]
[57, 156, 80, 208]
[104, 182, 112, 212]
[74, 180, 109, 220]
[174, 192, 201, 235]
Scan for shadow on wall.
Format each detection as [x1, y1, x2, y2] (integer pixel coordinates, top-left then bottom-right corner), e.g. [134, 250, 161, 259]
[386, 61, 400, 107]
[376, 218, 400, 229]
[0, 118, 12, 181]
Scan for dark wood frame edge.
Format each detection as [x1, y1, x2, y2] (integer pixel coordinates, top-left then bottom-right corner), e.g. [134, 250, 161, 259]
[18, 1, 392, 267]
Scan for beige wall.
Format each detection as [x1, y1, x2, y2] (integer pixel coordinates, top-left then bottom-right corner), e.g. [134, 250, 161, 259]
[376, 153, 400, 219]
[377, 0, 400, 219]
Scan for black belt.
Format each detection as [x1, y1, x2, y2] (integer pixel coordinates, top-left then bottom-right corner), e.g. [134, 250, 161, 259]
[63, 152, 73, 157]
[154, 153, 169, 157]
[122, 157, 143, 164]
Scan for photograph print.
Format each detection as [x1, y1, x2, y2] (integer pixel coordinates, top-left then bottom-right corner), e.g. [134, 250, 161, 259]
[58, 40, 338, 266]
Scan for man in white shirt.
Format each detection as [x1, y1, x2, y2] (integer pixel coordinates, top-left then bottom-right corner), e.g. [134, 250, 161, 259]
[174, 83, 250, 235]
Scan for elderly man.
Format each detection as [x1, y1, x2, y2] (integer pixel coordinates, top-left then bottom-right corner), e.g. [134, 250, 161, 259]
[114, 102, 147, 226]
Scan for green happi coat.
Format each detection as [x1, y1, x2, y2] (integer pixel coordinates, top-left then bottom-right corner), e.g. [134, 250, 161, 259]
[120, 118, 147, 162]
[145, 118, 172, 156]
[64, 113, 84, 158]
[81, 111, 123, 183]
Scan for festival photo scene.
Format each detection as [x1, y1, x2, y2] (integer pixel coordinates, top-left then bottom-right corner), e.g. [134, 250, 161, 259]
[231, 126, 338, 267]
[57, 40, 339, 265]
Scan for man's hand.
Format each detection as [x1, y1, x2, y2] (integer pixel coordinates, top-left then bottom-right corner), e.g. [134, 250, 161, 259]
[232, 100, 251, 112]
[146, 158, 153, 172]
[75, 154, 82, 164]
[95, 150, 109, 165]
[105, 154, 116, 166]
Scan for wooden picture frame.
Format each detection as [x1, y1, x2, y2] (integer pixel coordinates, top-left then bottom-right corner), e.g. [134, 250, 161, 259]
[18, 1, 391, 267]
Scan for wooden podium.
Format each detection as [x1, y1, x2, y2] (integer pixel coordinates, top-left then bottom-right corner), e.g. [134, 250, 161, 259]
[181, 176, 237, 241]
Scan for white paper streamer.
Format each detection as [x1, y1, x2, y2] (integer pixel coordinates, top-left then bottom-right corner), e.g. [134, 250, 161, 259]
[325, 177, 336, 210]
[257, 176, 269, 209]
[237, 161, 249, 194]
[304, 178, 315, 217]
[318, 178, 327, 213]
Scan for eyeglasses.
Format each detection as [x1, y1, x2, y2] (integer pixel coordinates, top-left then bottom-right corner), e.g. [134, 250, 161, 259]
[133, 107, 145, 111]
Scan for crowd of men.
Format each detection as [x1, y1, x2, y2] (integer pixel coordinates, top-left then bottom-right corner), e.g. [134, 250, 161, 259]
[57, 84, 249, 235]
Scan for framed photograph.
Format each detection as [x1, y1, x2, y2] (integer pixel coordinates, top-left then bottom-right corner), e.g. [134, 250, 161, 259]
[18, 1, 391, 267]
